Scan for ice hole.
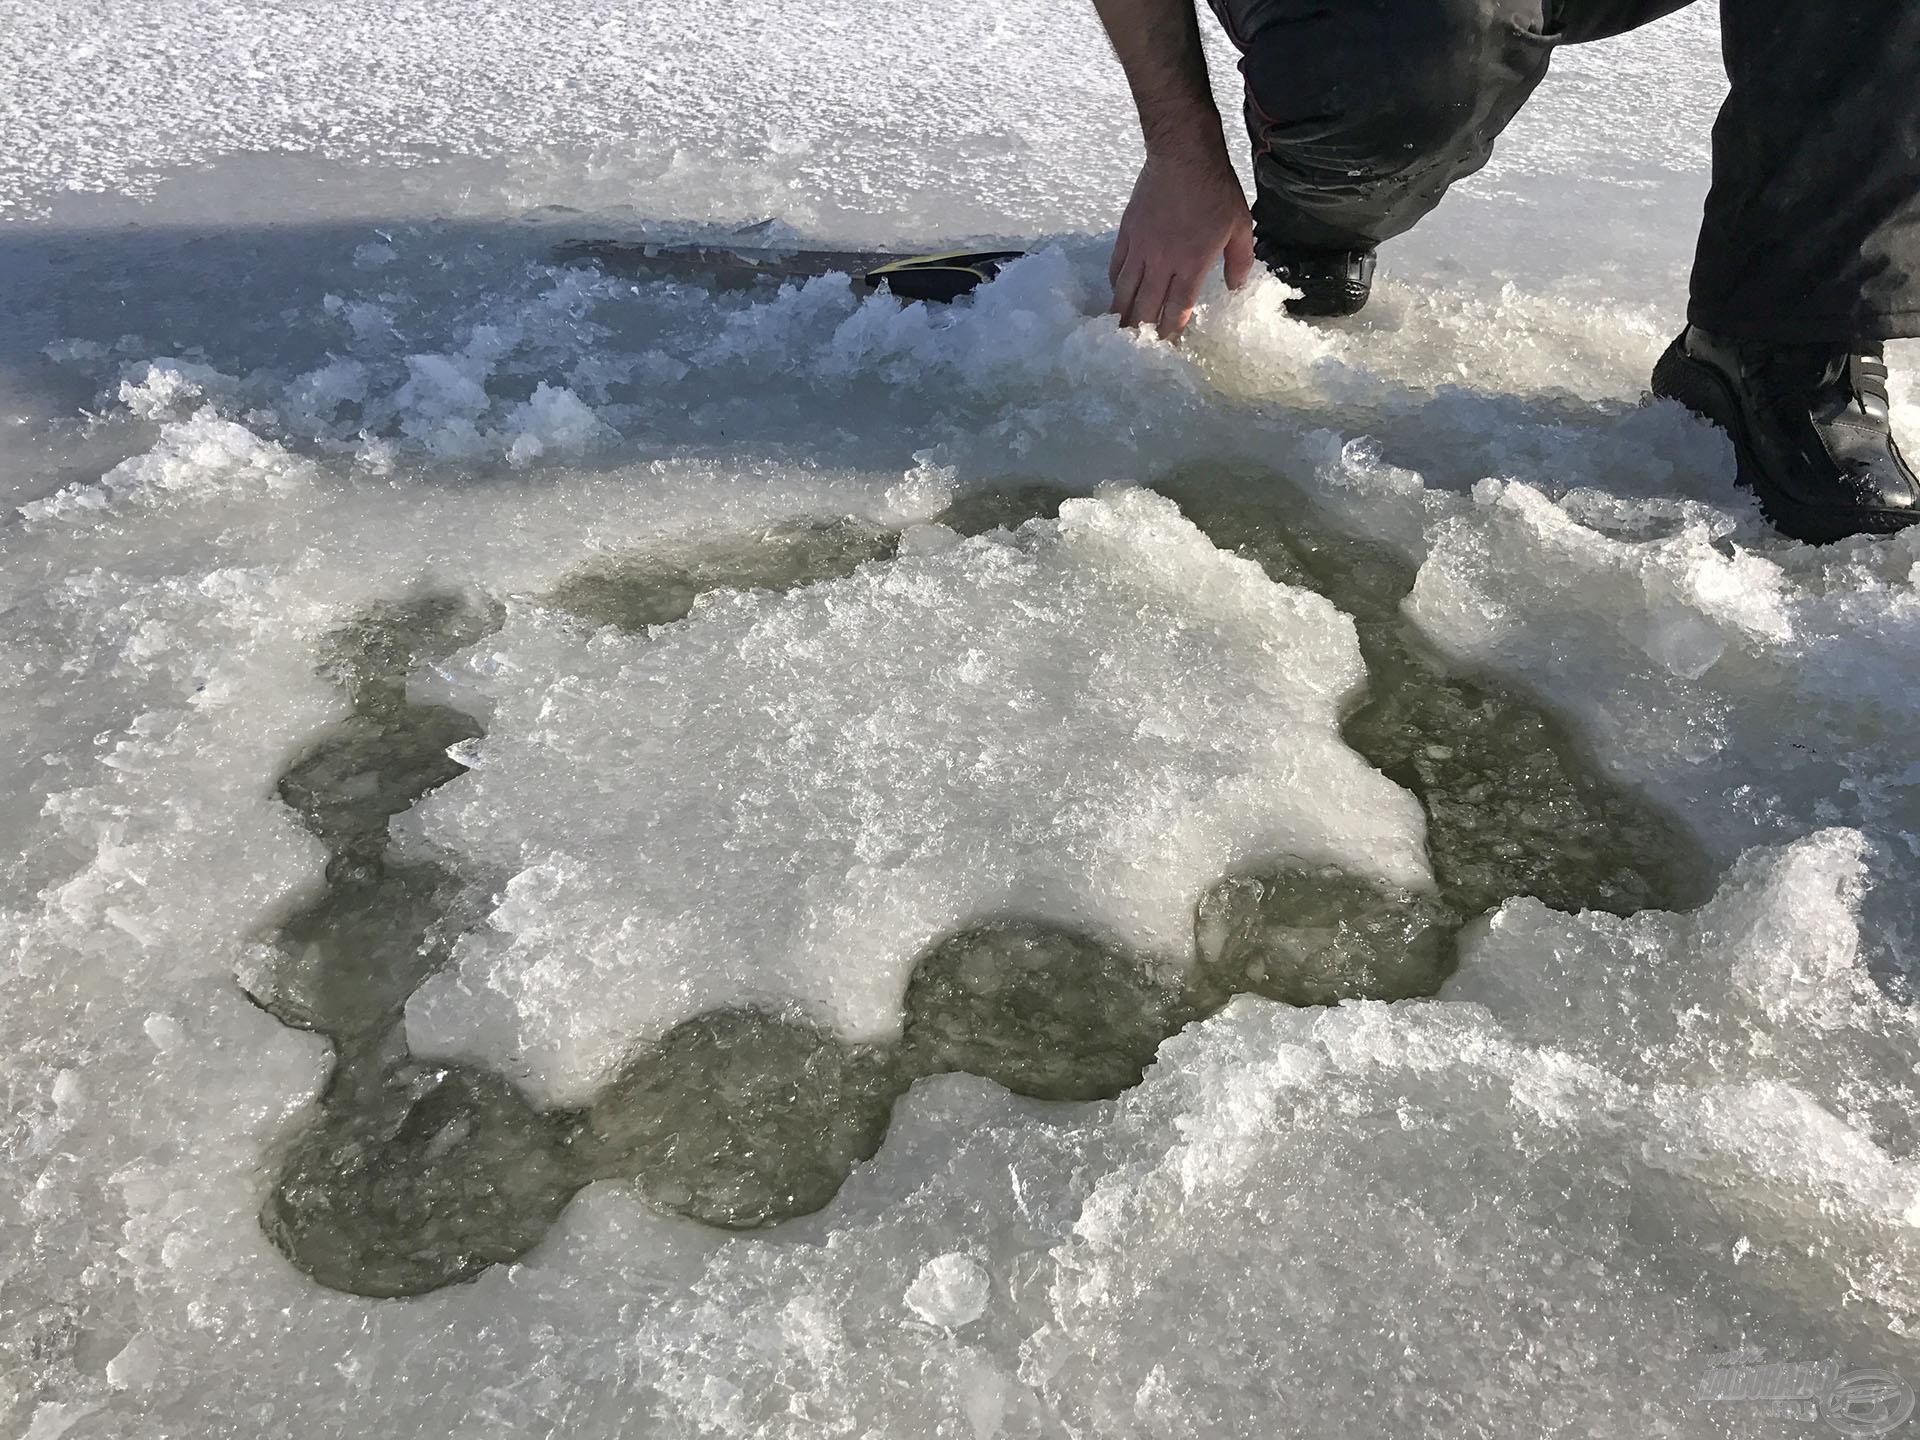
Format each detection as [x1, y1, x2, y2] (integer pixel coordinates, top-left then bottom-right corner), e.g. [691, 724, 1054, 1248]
[899, 920, 1186, 1103]
[1193, 864, 1460, 1009]
[276, 590, 502, 859]
[575, 1008, 898, 1229]
[927, 482, 1071, 538]
[276, 709, 482, 859]
[256, 858, 473, 1041]
[544, 517, 898, 632]
[316, 591, 507, 713]
[261, 1060, 576, 1299]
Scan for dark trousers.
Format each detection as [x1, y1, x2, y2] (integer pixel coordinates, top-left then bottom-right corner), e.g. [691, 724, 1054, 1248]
[1206, 0, 1920, 342]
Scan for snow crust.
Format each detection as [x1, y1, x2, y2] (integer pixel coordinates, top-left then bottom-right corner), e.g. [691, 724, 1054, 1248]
[5, 1, 1920, 1436]
[404, 490, 1425, 1103]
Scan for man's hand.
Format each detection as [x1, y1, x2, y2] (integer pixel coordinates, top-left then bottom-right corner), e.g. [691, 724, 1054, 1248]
[1088, 0, 1255, 341]
[1110, 150, 1255, 340]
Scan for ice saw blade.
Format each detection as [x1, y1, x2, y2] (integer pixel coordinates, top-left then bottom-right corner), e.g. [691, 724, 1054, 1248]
[554, 240, 1026, 303]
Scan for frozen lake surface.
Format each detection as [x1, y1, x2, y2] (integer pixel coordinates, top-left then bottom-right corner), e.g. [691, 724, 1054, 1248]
[4, 1, 1920, 1436]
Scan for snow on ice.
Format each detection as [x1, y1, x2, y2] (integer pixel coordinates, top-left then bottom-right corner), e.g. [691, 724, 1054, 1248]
[3, 1, 1920, 1437]
[403, 489, 1426, 1104]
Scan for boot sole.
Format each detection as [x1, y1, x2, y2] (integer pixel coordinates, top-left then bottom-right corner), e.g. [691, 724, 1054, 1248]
[1650, 337, 1916, 545]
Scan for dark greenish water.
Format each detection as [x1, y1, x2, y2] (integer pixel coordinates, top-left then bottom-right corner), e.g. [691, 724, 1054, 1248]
[252, 474, 1712, 1298]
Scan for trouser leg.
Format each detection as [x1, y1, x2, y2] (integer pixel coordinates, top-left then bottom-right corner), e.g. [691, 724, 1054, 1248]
[1204, 0, 1684, 253]
[1209, 0, 1554, 252]
[1686, 3, 1920, 343]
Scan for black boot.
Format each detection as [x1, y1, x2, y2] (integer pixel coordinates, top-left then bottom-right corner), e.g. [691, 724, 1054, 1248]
[1254, 241, 1376, 318]
[1651, 326, 1918, 544]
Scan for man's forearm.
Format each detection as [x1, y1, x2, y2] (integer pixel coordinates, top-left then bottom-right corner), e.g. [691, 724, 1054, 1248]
[1091, 0, 1230, 164]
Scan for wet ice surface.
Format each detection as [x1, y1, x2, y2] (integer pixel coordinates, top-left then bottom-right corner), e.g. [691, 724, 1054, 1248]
[7, 0, 1920, 1435]
[257, 478, 1707, 1295]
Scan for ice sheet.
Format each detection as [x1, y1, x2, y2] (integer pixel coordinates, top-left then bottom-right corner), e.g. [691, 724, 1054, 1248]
[403, 490, 1428, 1103]
[6, 0, 1920, 1435]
